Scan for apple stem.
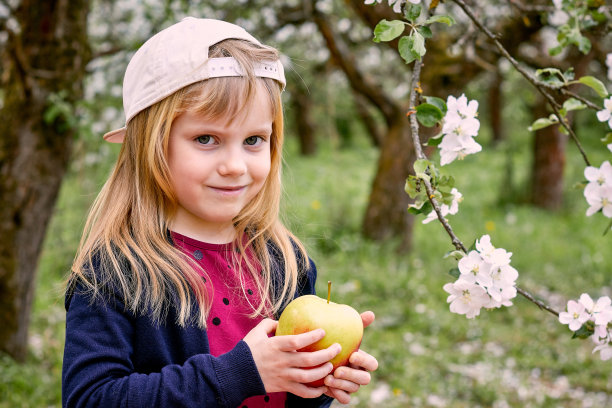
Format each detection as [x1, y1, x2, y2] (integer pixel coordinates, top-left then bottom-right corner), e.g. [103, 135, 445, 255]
[327, 281, 331, 304]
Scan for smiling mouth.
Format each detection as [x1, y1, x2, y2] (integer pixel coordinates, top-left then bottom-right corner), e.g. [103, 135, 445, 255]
[210, 185, 245, 192]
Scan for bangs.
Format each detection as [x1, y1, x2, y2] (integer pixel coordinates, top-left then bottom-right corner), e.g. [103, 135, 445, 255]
[179, 76, 281, 124]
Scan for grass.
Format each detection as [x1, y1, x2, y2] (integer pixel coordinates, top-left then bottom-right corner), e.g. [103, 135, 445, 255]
[1, 119, 611, 407]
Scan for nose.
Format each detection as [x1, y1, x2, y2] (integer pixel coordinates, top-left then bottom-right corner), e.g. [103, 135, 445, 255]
[217, 145, 247, 176]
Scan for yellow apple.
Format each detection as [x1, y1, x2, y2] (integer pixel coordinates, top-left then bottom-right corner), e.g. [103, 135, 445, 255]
[275, 282, 363, 387]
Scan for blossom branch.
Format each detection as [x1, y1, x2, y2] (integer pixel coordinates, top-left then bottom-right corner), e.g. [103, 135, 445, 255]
[408, 60, 467, 254]
[451, 0, 592, 167]
[405, 15, 560, 318]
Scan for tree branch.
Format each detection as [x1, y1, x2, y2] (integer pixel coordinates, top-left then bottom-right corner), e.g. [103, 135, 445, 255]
[405, 11, 560, 318]
[451, 0, 591, 166]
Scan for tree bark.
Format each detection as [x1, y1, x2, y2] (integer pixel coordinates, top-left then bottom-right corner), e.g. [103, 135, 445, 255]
[0, 0, 90, 361]
[289, 79, 318, 156]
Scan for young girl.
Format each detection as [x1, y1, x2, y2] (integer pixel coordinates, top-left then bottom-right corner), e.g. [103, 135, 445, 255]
[62, 17, 378, 408]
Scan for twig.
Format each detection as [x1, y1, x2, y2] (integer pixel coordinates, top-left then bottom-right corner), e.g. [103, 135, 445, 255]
[451, 0, 591, 167]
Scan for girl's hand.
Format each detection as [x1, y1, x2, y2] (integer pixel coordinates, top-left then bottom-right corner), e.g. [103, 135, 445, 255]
[323, 311, 379, 404]
[243, 318, 342, 399]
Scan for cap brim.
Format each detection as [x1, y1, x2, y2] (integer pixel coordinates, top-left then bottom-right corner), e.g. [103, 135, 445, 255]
[103, 127, 126, 143]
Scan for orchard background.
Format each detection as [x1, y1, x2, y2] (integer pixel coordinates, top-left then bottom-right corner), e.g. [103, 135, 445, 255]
[1, 0, 611, 407]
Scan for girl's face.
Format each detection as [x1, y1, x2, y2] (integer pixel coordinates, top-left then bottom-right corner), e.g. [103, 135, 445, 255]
[167, 84, 272, 243]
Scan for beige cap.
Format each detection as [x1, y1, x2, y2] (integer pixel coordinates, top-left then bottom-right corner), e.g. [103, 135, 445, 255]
[103, 17, 286, 143]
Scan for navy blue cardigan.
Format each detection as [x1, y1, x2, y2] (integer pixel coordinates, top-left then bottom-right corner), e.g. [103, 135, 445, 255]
[62, 248, 333, 408]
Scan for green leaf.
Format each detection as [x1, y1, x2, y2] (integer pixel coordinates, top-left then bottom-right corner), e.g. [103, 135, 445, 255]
[405, 178, 419, 198]
[577, 76, 609, 97]
[413, 159, 431, 179]
[424, 96, 447, 115]
[412, 31, 426, 59]
[562, 98, 587, 112]
[601, 133, 612, 145]
[405, 4, 422, 21]
[398, 35, 418, 64]
[427, 135, 443, 146]
[572, 323, 594, 340]
[444, 251, 465, 261]
[425, 15, 456, 26]
[373, 20, 405, 43]
[535, 68, 566, 87]
[416, 103, 444, 127]
[528, 116, 558, 132]
[419, 26, 433, 39]
[578, 35, 592, 54]
[408, 200, 432, 215]
[448, 267, 460, 279]
[548, 45, 563, 56]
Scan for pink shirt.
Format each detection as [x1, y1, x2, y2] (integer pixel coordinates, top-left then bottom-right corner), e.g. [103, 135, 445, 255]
[172, 231, 286, 407]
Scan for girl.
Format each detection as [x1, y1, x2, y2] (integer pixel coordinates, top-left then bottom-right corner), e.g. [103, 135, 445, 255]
[62, 17, 378, 408]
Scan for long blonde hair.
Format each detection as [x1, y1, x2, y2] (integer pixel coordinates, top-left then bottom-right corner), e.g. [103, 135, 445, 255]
[68, 39, 307, 327]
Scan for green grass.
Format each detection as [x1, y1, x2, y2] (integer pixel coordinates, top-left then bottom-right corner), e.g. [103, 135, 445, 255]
[1, 124, 611, 407]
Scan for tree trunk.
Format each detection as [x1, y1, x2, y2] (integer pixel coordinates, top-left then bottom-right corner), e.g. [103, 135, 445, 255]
[362, 114, 417, 250]
[289, 80, 318, 156]
[529, 95, 567, 210]
[0, 0, 90, 362]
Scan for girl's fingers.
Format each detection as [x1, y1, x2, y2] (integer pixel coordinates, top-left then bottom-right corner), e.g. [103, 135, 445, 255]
[293, 343, 341, 367]
[360, 311, 375, 329]
[332, 365, 371, 386]
[275, 328, 326, 352]
[324, 375, 360, 393]
[326, 386, 352, 405]
[349, 349, 379, 372]
[288, 382, 329, 399]
[288, 362, 334, 384]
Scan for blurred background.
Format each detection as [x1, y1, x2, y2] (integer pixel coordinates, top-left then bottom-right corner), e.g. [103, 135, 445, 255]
[1, 0, 611, 406]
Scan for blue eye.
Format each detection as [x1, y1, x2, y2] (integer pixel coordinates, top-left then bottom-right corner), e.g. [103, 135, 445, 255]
[245, 136, 263, 146]
[196, 135, 213, 145]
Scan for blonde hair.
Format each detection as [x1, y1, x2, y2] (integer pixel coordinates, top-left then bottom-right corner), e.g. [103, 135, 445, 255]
[68, 39, 307, 327]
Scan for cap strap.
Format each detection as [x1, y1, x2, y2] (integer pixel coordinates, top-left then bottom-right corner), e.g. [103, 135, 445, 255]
[206, 57, 285, 87]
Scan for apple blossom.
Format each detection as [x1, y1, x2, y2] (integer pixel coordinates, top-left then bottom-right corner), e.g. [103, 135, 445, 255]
[559, 300, 590, 331]
[422, 187, 463, 224]
[457, 250, 493, 287]
[584, 183, 612, 217]
[607, 53, 612, 82]
[443, 280, 490, 318]
[445, 235, 518, 318]
[439, 94, 482, 165]
[584, 161, 612, 187]
[596, 97, 612, 128]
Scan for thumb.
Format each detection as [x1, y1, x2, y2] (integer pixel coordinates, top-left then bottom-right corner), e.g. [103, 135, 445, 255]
[257, 318, 278, 335]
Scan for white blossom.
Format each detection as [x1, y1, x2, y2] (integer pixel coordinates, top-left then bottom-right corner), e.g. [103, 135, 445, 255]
[443, 280, 490, 318]
[444, 235, 517, 319]
[596, 97, 612, 128]
[583, 161, 612, 218]
[559, 300, 589, 331]
[584, 183, 612, 217]
[607, 53, 612, 82]
[439, 94, 481, 165]
[592, 329, 612, 361]
[458, 251, 493, 287]
[422, 188, 463, 224]
[584, 160, 612, 187]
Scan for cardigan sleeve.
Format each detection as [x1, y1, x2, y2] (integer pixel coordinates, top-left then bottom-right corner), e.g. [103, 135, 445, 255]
[62, 286, 265, 408]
